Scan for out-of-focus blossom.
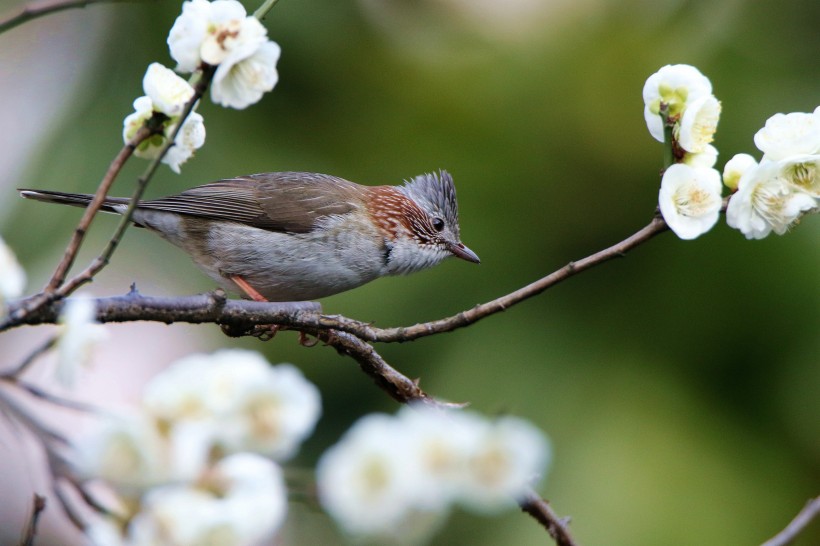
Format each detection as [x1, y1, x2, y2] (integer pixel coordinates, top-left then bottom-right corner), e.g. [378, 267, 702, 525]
[317, 407, 551, 541]
[143, 349, 321, 460]
[55, 297, 108, 388]
[0, 235, 26, 314]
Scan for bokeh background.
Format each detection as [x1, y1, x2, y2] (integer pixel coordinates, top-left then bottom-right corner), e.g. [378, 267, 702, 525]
[0, 0, 818, 544]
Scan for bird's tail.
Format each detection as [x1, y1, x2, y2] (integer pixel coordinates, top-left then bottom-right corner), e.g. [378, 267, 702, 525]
[18, 189, 130, 214]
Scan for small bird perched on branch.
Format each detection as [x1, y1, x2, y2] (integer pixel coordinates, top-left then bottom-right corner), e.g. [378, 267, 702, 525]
[20, 170, 479, 302]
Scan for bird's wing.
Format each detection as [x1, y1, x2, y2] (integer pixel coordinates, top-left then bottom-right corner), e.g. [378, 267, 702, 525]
[138, 172, 364, 233]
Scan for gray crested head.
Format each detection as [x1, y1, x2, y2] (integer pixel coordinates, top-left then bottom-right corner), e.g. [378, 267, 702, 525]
[399, 170, 460, 239]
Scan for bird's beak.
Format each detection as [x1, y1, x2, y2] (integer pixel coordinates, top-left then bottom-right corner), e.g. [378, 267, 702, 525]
[448, 242, 480, 264]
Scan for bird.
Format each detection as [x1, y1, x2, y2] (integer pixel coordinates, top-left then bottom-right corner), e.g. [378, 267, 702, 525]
[19, 170, 479, 302]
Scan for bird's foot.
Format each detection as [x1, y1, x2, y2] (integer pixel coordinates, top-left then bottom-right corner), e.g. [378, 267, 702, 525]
[219, 323, 279, 341]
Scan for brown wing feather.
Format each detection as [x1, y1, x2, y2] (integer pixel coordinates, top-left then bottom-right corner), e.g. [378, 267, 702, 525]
[138, 172, 366, 233]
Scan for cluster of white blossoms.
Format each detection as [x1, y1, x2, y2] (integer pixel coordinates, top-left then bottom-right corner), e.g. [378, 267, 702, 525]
[124, 0, 280, 172]
[77, 349, 320, 546]
[75, 349, 551, 544]
[725, 110, 819, 239]
[317, 405, 552, 542]
[0, 235, 26, 315]
[645, 64, 818, 240]
[123, 63, 206, 174]
[644, 64, 723, 240]
[168, 0, 281, 109]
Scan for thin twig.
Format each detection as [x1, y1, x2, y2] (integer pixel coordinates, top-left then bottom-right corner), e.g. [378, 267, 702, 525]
[318, 329, 431, 404]
[761, 496, 820, 546]
[325, 214, 668, 343]
[44, 126, 151, 293]
[19, 494, 46, 546]
[0, 0, 138, 34]
[252, 0, 282, 20]
[1, 376, 100, 413]
[51, 480, 87, 531]
[0, 385, 68, 448]
[5, 336, 57, 377]
[519, 489, 578, 546]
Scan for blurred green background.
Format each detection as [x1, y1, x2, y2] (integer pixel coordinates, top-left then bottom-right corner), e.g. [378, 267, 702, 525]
[0, 0, 818, 544]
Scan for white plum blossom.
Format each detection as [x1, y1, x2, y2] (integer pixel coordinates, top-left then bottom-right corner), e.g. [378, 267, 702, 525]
[676, 94, 721, 153]
[754, 110, 820, 161]
[317, 407, 552, 540]
[458, 416, 552, 512]
[163, 111, 206, 173]
[143, 349, 321, 461]
[218, 362, 321, 459]
[74, 413, 169, 493]
[723, 107, 820, 239]
[211, 40, 281, 109]
[122, 96, 154, 143]
[0, 235, 26, 314]
[726, 161, 816, 239]
[722, 153, 758, 191]
[643, 64, 714, 143]
[317, 413, 424, 537]
[778, 154, 820, 198]
[167, 0, 218, 72]
[199, 7, 267, 67]
[205, 453, 288, 541]
[123, 63, 205, 173]
[142, 62, 195, 116]
[79, 351, 306, 545]
[121, 454, 286, 546]
[658, 164, 723, 240]
[395, 406, 484, 510]
[55, 297, 108, 388]
[168, 0, 281, 109]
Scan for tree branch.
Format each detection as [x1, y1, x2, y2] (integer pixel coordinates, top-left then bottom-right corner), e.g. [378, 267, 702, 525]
[4, 289, 321, 330]
[0, 0, 140, 34]
[761, 496, 820, 546]
[317, 329, 431, 404]
[2, 216, 669, 339]
[519, 489, 579, 546]
[19, 494, 46, 546]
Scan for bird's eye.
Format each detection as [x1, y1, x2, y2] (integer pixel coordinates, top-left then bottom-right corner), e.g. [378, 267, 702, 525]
[431, 217, 445, 232]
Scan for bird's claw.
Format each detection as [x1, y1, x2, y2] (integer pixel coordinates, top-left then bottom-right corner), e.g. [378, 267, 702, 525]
[298, 332, 319, 347]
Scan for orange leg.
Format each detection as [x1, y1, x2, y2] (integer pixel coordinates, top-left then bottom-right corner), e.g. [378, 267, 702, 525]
[227, 275, 315, 346]
[228, 275, 278, 340]
[231, 275, 268, 302]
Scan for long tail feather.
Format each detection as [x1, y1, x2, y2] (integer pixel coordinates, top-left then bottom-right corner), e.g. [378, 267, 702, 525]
[18, 189, 130, 214]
